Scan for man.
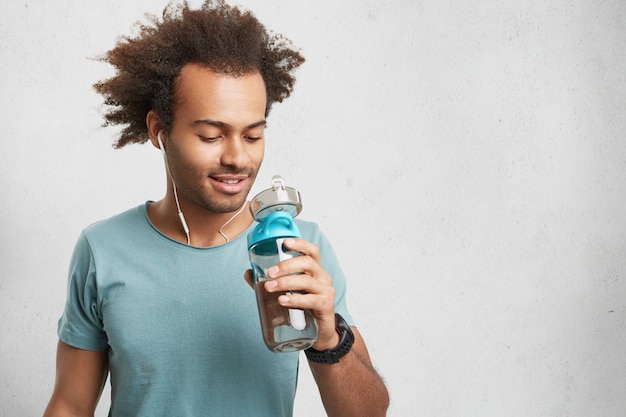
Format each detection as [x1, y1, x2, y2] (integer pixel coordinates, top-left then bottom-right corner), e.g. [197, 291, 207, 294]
[43, 1, 389, 416]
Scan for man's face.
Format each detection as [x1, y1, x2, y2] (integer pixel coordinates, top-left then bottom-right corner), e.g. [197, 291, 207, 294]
[165, 63, 267, 214]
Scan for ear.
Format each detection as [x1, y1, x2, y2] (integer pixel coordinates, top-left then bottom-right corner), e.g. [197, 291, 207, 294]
[146, 110, 165, 150]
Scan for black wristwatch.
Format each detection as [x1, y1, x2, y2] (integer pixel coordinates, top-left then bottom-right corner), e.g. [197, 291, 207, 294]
[305, 313, 354, 364]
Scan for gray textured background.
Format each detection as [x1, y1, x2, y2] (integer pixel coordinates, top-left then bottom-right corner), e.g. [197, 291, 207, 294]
[1, 1, 625, 416]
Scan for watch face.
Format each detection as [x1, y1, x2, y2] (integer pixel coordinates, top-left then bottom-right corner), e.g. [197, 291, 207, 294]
[335, 314, 354, 341]
[305, 314, 354, 364]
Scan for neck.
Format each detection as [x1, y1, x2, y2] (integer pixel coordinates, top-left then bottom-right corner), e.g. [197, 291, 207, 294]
[148, 195, 253, 247]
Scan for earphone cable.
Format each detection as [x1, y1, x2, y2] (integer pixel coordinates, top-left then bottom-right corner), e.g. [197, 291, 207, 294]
[172, 182, 191, 245]
[219, 201, 248, 242]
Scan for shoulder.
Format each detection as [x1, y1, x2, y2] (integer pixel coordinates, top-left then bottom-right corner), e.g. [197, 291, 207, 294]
[294, 218, 339, 260]
[295, 218, 326, 244]
[84, 204, 146, 236]
[81, 204, 149, 249]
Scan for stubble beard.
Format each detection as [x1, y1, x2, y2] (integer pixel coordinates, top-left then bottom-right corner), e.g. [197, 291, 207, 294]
[176, 169, 258, 215]
[164, 139, 261, 215]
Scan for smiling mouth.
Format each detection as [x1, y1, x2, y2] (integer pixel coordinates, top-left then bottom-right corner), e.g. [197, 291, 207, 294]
[210, 176, 249, 193]
[211, 174, 248, 182]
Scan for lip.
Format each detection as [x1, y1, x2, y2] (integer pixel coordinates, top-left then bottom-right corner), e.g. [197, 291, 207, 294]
[209, 175, 249, 194]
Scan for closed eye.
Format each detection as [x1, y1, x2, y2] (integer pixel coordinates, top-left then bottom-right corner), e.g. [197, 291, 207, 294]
[244, 135, 263, 142]
[199, 135, 222, 142]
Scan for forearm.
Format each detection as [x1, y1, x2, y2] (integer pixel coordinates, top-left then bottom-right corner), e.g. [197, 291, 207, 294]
[308, 330, 389, 417]
[264, 240, 389, 414]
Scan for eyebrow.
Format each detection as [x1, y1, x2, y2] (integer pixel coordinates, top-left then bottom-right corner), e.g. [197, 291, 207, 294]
[192, 119, 267, 130]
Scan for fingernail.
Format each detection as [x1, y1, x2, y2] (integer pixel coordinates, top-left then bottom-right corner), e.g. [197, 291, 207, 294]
[265, 280, 278, 290]
[267, 266, 279, 277]
[283, 238, 295, 246]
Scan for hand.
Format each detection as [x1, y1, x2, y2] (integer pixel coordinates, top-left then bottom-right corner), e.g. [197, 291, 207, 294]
[244, 238, 339, 350]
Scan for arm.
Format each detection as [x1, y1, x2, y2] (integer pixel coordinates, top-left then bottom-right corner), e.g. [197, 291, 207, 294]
[260, 238, 390, 417]
[43, 340, 109, 417]
[308, 328, 389, 417]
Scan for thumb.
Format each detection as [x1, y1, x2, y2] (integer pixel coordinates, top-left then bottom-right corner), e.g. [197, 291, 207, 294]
[243, 269, 254, 290]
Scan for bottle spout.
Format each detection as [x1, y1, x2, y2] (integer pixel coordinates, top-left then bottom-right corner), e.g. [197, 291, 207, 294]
[249, 175, 302, 221]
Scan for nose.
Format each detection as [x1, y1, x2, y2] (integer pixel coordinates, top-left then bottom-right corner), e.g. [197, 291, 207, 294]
[220, 136, 250, 169]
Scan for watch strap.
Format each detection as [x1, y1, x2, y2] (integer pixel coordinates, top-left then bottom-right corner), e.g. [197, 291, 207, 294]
[305, 313, 354, 364]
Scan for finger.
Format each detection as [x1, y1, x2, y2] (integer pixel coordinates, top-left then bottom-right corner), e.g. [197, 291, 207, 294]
[275, 290, 335, 313]
[282, 238, 321, 263]
[264, 273, 326, 294]
[267, 257, 331, 286]
[243, 269, 254, 290]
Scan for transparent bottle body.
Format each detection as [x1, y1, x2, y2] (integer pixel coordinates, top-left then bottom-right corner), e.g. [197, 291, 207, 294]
[249, 237, 318, 352]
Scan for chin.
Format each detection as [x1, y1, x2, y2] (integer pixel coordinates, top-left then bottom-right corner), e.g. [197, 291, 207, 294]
[202, 198, 248, 214]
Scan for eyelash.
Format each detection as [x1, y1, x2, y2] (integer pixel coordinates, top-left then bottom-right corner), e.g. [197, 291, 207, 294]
[200, 135, 221, 143]
[199, 135, 262, 142]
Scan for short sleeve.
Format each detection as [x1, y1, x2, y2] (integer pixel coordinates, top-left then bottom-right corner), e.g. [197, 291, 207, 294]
[297, 220, 355, 327]
[57, 232, 109, 350]
[317, 231, 354, 327]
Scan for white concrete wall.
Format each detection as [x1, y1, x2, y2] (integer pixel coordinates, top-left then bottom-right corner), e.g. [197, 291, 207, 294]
[1, 1, 625, 416]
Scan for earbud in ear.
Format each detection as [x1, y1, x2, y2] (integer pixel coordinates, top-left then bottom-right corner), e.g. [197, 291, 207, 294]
[155, 129, 190, 243]
[157, 130, 166, 157]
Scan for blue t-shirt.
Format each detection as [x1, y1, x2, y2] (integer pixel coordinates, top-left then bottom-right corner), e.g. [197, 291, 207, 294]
[57, 203, 353, 417]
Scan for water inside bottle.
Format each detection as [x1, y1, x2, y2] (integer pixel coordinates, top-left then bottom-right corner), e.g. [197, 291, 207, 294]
[255, 279, 317, 352]
[250, 238, 318, 352]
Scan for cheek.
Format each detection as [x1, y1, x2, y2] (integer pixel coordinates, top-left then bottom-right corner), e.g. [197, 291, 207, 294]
[168, 141, 216, 174]
[249, 141, 265, 164]
[253, 145, 265, 165]
[188, 146, 219, 167]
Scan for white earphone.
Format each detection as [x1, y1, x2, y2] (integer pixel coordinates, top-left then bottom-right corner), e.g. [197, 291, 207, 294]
[157, 130, 190, 244]
[154, 130, 248, 245]
[157, 130, 167, 158]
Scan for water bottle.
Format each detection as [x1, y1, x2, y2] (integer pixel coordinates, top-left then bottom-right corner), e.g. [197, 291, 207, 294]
[247, 176, 318, 352]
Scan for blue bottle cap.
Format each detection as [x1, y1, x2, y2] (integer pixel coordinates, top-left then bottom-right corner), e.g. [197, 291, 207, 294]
[247, 211, 302, 249]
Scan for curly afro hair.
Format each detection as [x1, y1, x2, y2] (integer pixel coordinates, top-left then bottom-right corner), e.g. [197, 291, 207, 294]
[93, 0, 305, 148]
